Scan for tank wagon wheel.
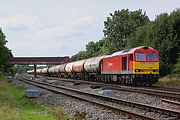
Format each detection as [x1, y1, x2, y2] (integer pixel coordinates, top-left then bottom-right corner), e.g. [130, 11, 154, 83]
[103, 75, 107, 83]
[97, 76, 100, 82]
[84, 75, 89, 81]
[81, 75, 85, 80]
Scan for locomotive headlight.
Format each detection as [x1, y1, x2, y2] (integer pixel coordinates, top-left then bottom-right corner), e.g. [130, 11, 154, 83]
[135, 69, 141, 72]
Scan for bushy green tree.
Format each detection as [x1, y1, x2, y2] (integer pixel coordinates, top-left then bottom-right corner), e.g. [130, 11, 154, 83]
[127, 23, 154, 47]
[71, 51, 88, 61]
[103, 9, 149, 53]
[0, 28, 12, 74]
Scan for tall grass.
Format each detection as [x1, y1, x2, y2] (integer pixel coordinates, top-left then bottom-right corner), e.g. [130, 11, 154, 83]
[0, 75, 21, 120]
[156, 74, 180, 87]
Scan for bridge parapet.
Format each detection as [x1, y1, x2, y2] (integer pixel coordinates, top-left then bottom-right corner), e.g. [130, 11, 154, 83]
[8, 57, 70, 65]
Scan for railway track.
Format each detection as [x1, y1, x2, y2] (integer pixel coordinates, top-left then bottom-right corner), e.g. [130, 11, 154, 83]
[140, 86, 180, 93]
[44, 76, 180, 101]
[161, 99, 180, 106]
[17, 77, 180, 120]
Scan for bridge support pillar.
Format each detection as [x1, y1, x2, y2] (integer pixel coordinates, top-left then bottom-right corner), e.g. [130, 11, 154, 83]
[34, 64, 37, 78]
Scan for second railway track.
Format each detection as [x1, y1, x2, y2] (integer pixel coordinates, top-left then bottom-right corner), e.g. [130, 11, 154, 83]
[45, 76, 180, 101]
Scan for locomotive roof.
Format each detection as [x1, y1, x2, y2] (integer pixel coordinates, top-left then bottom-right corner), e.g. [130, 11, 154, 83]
[110, 46, 153, 57]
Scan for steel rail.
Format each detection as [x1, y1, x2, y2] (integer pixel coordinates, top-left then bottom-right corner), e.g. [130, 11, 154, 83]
[144, 86, 180, 93]
[161, 99, 180, 106]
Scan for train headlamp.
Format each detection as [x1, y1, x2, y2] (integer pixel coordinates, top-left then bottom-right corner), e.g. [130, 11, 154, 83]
[135, 69, 141, 72]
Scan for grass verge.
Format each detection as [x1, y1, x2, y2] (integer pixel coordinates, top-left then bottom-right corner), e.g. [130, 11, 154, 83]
[0, 75, 71, 120]
[155, 74, 180, 88]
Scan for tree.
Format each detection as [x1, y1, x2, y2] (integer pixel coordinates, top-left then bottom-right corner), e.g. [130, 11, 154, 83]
[71, 51, 88, 61]
[86, 41, 99, 57]
[71, 40, 105, 61]
[173, 54, 180, 74]
[127, 23, 154, 47]
[0, 28, 12, 74]
[103, 9, 149, 53]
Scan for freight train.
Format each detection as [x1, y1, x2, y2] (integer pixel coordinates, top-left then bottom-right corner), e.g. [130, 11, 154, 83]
[27, 46, 159, 86]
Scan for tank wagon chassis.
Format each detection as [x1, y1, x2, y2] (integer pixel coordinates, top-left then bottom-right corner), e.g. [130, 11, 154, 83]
[28, 46, 160, 86]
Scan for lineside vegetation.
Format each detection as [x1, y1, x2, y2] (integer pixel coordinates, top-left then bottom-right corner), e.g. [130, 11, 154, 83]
[0, 28, 13, 76]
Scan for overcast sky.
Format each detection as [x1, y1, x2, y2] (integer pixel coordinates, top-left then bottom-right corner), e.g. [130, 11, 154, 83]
[0, 0, 179, 57]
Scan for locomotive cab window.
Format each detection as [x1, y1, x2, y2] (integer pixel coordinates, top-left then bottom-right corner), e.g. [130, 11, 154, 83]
[136, 53, 146, 61]
[148, 53, 158, 61]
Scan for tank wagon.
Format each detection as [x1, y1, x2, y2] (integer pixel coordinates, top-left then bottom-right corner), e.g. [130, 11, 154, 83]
[27, 46, 159, 86]
[84, 56, 105, 81]
[42, 68, 48, 76]
[54, 65, 61, 77]
[48, 66, 56, 76]
[59, 64, 67, 77]
[72, 60, 86, 79]
[36, 69, 42, 75]
[65, 62, 76, 78]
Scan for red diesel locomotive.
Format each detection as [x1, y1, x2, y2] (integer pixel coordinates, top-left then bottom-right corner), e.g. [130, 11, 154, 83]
[101, 46, 159, 85]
